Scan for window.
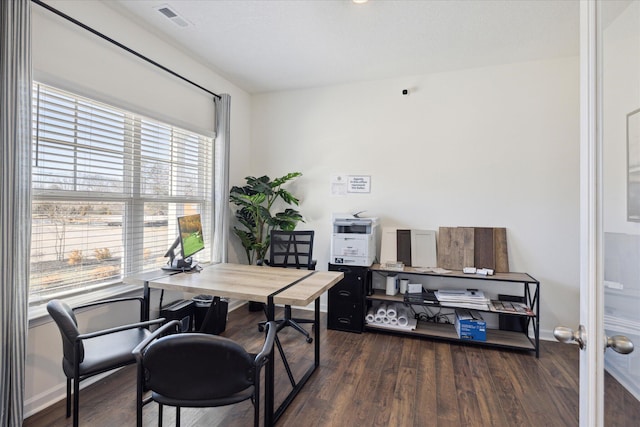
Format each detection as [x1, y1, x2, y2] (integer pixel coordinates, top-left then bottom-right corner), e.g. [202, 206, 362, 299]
[30, 83, 214, 304]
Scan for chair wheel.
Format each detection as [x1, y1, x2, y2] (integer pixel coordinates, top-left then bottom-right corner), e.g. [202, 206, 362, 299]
[258, 325, 265, 332]
[306, 337, 313, 343]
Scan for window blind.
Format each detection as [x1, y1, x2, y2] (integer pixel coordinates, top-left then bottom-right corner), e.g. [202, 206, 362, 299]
[30, 83, 214, 304]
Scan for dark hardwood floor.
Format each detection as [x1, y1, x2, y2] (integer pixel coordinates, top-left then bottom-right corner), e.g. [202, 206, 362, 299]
[24, 306, 639, 426]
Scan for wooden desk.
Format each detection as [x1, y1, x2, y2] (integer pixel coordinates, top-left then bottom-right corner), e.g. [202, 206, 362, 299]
[129, 263, 343, 426]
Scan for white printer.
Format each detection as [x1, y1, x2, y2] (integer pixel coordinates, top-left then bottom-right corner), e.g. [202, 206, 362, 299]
[330, 214, 379, 266]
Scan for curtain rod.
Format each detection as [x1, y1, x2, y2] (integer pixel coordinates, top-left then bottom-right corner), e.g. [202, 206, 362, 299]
[31, 0, 221, 100]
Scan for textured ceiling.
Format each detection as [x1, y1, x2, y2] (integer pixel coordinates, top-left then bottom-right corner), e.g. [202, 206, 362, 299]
[109, 0, 582, 94]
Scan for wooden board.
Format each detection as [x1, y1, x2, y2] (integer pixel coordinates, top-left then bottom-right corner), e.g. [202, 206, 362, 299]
[474, 227, 496, 270]
[396, 229, 412, 266]
[493, 227, 509, 273]
[437, 227, 509, 272]
[437, 227, 474, 270]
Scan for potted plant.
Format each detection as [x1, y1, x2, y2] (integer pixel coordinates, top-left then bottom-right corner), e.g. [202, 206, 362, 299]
[229, 172, 304, 265]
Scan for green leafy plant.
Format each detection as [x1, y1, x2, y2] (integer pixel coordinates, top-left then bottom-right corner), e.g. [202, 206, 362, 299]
[230, 173, 304, 265]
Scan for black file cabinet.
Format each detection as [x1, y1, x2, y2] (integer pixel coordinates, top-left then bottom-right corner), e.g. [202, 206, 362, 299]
[327, 264, 369, 333]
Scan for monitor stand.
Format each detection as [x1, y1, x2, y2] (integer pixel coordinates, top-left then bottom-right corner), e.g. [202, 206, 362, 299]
[161, 257, 195, 272]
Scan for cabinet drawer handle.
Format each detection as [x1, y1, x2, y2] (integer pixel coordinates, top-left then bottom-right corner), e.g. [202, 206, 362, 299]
[338, 290, 351, 297]
[338, 317, 351, 324]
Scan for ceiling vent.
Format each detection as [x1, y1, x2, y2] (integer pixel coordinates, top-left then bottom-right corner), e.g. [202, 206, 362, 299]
[154, 5, 190, 28]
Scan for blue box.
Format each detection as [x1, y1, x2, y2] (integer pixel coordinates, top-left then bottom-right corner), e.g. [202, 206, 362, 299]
[455, 309, 486, 341]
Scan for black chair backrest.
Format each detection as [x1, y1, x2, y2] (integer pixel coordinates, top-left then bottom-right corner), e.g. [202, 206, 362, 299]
[47, 299, 84, 363]
[142, 333, 255, 400]
[269, 230, 314, 269]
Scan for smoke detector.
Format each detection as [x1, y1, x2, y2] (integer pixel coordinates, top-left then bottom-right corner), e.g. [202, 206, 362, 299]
[154, 4, 191, 28]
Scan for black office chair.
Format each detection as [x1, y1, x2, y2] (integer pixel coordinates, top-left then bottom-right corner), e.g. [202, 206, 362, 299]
[133, 320, 277, 427]
[258, 230, 316, 343]
[46, 297, 166, 427]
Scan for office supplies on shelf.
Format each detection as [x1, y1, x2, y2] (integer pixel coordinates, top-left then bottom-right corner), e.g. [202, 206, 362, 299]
[399, 279, 409, 294]
[404, 289, 438, 304]
[413, 267, 452, 274]
[434, 289, 490, 310]
[366, 308, 376, 323]
[435, 289, 490, 303]
[489, 300, 534, 315]
[382, 261, 405, 271]
[407, 283, 422, 293]
[455, 309, 487, 341]
[397, 307, 410, 327]
[366, 302, 416, 331]
[385, 275, 398, 295]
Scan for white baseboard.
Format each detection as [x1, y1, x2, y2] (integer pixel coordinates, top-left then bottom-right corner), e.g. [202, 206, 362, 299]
[24, 370, 114, 419]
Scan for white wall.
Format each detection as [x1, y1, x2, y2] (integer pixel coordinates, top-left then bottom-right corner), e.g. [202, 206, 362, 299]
[26, 0, 252, 417]
[250, 57, 581, 340]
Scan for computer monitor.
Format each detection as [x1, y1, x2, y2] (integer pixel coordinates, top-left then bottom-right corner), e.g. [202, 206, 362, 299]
[163, 213, 204, 271]
[178, 213, 205, 259]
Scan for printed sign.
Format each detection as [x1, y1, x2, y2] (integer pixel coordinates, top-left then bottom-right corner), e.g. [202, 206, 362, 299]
[347, 175, 371, 193]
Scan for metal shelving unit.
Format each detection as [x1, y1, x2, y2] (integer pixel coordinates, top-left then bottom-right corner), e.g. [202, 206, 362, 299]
[366, 265, 540, 357]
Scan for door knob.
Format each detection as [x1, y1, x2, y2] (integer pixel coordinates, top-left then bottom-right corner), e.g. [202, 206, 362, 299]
[554, 325, 634, 354]
[554, 325, 587, 349]
[606, 335, 634, 354]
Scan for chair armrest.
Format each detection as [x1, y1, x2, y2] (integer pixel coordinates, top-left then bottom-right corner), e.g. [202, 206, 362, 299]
[73, 296, 146, 321]
[132, 320, 182, 361]
[309, 260, 317, 270]
[254, 321, 277, 367]
[76, 318, 166, 341]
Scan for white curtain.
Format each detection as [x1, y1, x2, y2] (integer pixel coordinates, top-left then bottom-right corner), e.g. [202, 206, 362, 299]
[0, 0, 32, 425]
[213, 94, 231, 262]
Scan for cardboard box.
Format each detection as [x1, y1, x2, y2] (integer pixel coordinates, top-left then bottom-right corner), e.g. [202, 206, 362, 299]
[455, 309, 487, 341]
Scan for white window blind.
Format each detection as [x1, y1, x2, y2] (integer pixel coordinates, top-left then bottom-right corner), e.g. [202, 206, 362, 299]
[30, 83, 214, 304]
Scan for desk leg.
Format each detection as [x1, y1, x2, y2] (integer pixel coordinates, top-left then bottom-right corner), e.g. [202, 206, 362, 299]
[273, 297, 321, 423]
[314, 298, 320, 368]
[143, 281, 150, 322]
[265, 297, 275, 427]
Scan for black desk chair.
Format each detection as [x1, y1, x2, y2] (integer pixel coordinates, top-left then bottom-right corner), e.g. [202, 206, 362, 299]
[47, 297, 166, 427]
[258, 230, 316, 343]
[133, 320, 277, 427]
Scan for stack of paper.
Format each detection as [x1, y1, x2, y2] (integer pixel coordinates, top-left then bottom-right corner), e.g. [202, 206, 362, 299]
[434, 289, 490, 310]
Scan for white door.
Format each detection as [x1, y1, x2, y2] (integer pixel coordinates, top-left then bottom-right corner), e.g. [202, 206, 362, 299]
[557, 1, 639, 425]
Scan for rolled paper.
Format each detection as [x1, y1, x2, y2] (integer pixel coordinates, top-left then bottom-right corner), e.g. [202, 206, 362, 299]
[386, 303, 397, 318]
[366, 308, 376, 323]
[397, 308, 409, 327]
[390, 317, 398, 325]
[376, 304, 387, 317]
[382, 316, 390, 324]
